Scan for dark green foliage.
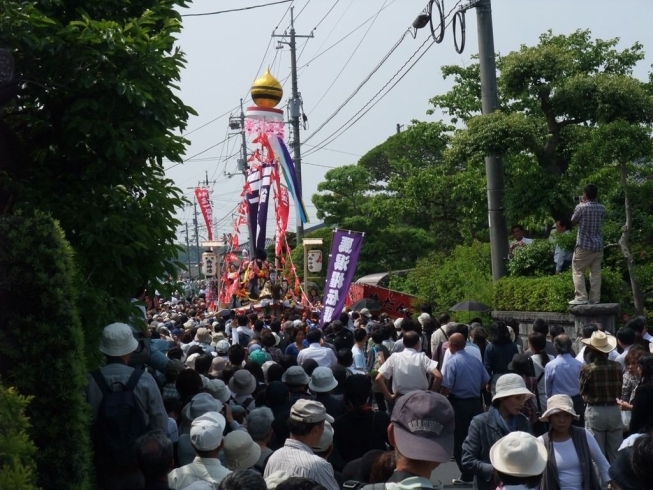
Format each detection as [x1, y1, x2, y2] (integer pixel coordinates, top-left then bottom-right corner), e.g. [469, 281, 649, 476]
[494, 268, 625, 312]
[0, 384, 38, 490]
[508, 240, 555, 276]
[394, 242, 493, 313]
[1, 0, 193, 360]
[0, 213, 91, 490]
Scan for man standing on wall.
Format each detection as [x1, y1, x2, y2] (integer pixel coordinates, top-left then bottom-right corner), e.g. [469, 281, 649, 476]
[569, 184, 606, 305]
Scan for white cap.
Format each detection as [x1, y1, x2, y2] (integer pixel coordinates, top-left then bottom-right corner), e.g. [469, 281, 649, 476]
[190, 412, 226, 451]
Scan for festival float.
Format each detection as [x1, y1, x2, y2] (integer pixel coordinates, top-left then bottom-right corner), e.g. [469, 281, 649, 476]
[214, 69, 313, 316]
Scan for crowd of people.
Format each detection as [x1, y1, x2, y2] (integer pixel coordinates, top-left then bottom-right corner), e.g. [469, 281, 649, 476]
[86, 293, 653, 490]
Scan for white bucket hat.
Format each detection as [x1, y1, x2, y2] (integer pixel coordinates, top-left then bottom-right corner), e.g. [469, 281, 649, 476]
[539, 394, 580, 422]
[581, 331, 617, 353]
[492, 373, 535, 402]
[99, 323, 138, 357]
[490, 431, 547, 477]
[223, 430, 261, 470]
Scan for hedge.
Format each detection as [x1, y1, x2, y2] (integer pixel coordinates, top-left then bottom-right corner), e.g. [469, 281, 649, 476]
[0, 384, 38, 490]
[0, 213, 91, 489]
[494, 268, 625, 313]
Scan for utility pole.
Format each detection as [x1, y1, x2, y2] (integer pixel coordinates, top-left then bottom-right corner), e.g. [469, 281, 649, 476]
[239, 99, 256, 257]
[184, 222, 192, 279]
[476, 0, 509, 281]
[273, 7, 313, 242]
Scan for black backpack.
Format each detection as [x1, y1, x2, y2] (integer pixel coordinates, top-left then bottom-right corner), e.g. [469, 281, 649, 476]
[91, 369, 147, 468]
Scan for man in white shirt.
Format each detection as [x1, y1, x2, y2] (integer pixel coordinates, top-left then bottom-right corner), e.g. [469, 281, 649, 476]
[169, 412, 231, 489]
[375, 331, 442, 400]
[297, 329, 337, 368]
[231, 314, 255, 347]
[351, 328, 368, 374]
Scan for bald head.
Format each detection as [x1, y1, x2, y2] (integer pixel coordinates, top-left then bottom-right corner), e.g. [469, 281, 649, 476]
[449, 333, 466, 352]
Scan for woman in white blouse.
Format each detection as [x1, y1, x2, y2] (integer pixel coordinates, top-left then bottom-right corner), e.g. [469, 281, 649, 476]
[538, 395, 609, 490]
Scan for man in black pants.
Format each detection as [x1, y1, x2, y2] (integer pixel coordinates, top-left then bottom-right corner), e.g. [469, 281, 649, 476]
[440, 333, 490, 486]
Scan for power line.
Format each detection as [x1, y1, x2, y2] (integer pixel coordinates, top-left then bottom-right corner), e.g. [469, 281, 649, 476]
[182, 0, 293, 18]
[294, 0, 400, 72]
[164, 134, 238, 171]
[308, 0, 389, 116]
[182, 104, 240, 137]
[302, 143, 361, 157]
[303, 1, 464, 155]
[294, 0, 311, 20]
[303, 27, 412, 145]
[304, 37, 435, 157]
[313, 0, 342, 31]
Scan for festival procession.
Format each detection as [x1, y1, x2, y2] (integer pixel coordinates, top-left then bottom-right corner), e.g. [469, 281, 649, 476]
[4, 1, 653, 490]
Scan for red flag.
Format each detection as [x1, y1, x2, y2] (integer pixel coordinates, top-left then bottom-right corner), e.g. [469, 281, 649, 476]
[194, 188, 213, 240]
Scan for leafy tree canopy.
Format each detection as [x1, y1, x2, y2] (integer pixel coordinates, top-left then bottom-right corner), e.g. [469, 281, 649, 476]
[1, 0, 194, 340]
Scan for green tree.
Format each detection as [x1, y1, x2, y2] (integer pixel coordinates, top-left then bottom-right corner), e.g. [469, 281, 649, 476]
[0, 0, 193, 348]
[434, 29, 653, 225]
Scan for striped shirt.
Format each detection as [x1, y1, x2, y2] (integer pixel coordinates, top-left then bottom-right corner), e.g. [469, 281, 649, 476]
[264, 438, 339, 490]
[572, 200, 605, 251]
[580, 357, 622, 404]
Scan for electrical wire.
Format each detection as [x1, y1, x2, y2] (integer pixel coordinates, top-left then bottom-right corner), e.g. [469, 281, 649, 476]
[182, 0, 293, 17]
[302, 27, 412, 145]
[313, 0, 341, 31]
[294, 0, 400, 72]
[165, 134, 238, 171]
[308, 0, 388, 116]
[303, 36, 435, 157]
[303, 0, 464, 153]
[294, 0, 311, 20]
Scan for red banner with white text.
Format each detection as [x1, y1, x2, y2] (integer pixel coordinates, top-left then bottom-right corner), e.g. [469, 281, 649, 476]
[195, 188, 213, 241]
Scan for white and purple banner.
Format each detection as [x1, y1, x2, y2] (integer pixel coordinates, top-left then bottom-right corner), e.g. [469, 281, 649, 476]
[320, 229, 364, 325]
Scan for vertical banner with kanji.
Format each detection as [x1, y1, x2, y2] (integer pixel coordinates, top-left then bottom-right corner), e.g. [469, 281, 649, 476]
[320, 229, 364, 325]
[194, 188, 214, 240]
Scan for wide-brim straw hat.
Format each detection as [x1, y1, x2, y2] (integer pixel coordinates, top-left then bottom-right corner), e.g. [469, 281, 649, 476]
[492, 373, 535, 402]
[539, 394, 580, 422]
[581, 331, 617, 353]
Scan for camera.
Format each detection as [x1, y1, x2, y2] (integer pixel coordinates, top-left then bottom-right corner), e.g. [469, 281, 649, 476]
[573, 195, 583, 203]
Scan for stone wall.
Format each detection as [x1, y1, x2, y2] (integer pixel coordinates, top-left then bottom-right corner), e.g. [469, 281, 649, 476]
[491, 303, 620, 352]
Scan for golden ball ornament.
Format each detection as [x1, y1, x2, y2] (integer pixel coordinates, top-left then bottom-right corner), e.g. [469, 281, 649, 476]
[251, 68, 283, 108]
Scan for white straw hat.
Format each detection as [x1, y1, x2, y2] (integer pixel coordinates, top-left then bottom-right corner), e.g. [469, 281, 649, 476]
[492, 373, 535, 402]
[581, 331, 617, 353]
[490, 431, 547, 477]
[539, 394, 580, 422]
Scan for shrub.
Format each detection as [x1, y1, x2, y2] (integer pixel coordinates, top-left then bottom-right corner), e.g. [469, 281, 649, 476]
[494, 268, 625, 312]
[399, 242, 493, 313]
[508, 239, 555, 277]
[0, 213, 91, 489]
[0, 384, 38, 490]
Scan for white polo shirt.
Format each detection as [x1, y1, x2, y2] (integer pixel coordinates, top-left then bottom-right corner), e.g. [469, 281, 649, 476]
[377, 348, 438, 394]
